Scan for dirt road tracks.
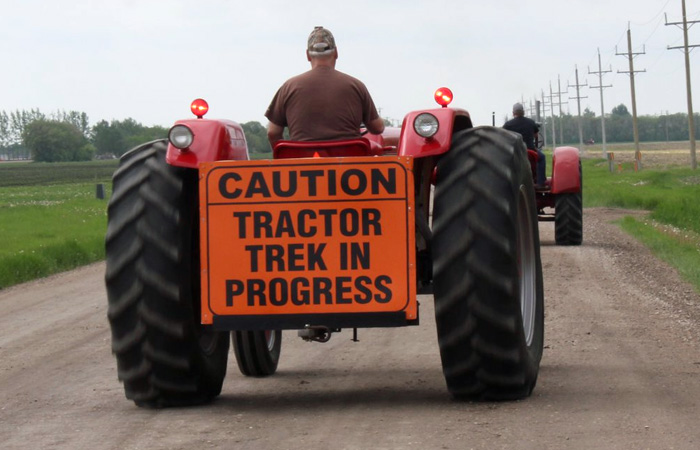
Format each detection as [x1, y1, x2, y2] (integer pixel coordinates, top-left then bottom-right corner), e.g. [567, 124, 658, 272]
[1, 208, 699, 449]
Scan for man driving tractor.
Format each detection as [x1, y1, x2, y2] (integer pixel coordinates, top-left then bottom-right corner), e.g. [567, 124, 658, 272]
[265, 26, 385, 147]
[504, 102, 546, 188]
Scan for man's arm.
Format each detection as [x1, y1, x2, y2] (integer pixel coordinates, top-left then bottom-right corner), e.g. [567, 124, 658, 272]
[366, 117, 385, 135]
[267, 122, 285, 147]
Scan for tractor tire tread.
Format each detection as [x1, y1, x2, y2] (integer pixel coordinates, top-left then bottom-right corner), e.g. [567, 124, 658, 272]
[432, 126, 544, 401]
[105, 140, 229, 408]
[554, 192, 583, 245]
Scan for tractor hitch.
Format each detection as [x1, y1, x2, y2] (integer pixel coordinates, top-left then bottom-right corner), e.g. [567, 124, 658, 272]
[298, 325, 338, 343]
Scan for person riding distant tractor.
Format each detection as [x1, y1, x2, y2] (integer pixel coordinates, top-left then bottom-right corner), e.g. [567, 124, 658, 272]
[503, 103, 546, 187]
[265, 26, 385, 147]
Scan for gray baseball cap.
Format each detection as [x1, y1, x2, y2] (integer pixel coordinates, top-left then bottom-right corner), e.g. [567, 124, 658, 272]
[307, 26, 336, 56]
[513, 102, 525, 113]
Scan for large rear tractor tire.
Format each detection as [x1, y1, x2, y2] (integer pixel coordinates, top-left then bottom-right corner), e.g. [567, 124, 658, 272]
[105, 140, 230, 408]
[232, 330, 282, 376]
[554, 183, 583, 246]
[432, 127, 545, 401]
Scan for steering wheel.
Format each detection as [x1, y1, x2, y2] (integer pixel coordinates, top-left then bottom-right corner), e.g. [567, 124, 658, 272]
[535, 132, 544, 149]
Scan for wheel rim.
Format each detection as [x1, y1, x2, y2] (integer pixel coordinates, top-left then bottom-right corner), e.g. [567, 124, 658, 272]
[264, 330, 276, 352]
[517, 185, 537, 346]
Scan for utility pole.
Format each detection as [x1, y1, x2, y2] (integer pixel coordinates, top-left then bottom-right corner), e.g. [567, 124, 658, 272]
[547, 82, 561, 148]
[569, 65, 588, 152]
[666, 0, 699, 170]
[540, 90, 550, 147]
[589, 48, 613, 157]
[617, 24, 646, 169]
[557, 75, 566, 145]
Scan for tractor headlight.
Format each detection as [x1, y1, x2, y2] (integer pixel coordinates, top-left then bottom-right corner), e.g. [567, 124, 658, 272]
[168, 125, 194, 149]
[413, 113, 439, 138]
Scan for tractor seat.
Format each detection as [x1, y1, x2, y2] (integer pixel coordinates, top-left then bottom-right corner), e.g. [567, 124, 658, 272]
[273, 138, 384, 159]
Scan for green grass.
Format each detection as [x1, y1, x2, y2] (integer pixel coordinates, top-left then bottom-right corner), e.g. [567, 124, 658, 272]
[582, 156, 700, 291]
[582, 158, 700, 234]
[0, 176, 112, 289]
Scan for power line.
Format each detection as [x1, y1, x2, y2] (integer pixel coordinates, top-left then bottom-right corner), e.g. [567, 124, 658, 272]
[631, 0, 673, 26]
[641, 15, 667, 46]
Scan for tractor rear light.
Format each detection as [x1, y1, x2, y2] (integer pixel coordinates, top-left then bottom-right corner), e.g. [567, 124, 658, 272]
[191, 98, 209, 118]
[414, 113, 439, 138]
[434, 87, 453, 107]
[168, 125, 194, 149]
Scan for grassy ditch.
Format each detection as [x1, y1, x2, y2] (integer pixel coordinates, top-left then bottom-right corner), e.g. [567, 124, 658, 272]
[581, 153, 700, 291]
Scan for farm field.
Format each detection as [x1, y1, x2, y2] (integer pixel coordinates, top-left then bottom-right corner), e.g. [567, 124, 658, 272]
[578, 140, 697, 168]
[0, 161, 115, 288]
[0, 159, 118, 187]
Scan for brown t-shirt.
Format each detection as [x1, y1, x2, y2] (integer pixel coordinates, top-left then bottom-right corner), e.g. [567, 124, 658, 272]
[265, 66, 380, 142]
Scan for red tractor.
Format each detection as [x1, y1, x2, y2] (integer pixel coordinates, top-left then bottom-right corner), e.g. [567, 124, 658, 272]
[105, 90, 545, 408]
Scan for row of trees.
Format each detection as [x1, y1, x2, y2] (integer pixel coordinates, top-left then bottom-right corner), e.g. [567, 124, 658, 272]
[3, 105, 698, 162]
[538, 104, 700, 146]
[90, 119, 274, 156]
[0, 108, 272, 162]
[88, 119, 272, 156]
[0, 109, 90, 146]
[91, 119, 168, 158]
[0, 110, 92, 161]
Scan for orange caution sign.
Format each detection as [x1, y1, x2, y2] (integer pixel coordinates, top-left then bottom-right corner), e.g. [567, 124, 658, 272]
[199, 156, 417, 326]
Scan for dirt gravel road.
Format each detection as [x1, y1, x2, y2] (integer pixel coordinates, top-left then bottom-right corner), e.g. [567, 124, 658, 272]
[2, 207, 700, 450]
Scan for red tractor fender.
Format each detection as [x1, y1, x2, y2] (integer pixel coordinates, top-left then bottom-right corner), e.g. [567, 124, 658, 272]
[550, 146, 581, 194]
[166, 118, 249, 168]
[397, 108, 473, 158]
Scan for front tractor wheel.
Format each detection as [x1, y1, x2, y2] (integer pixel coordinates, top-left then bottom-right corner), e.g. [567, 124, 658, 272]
[432, 127, 545, 401]
[105, 140, 230, 408]
[232, 330, 282, 376]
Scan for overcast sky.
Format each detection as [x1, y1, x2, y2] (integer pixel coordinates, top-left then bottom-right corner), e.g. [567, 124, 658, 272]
[1, 0, 698, 129]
